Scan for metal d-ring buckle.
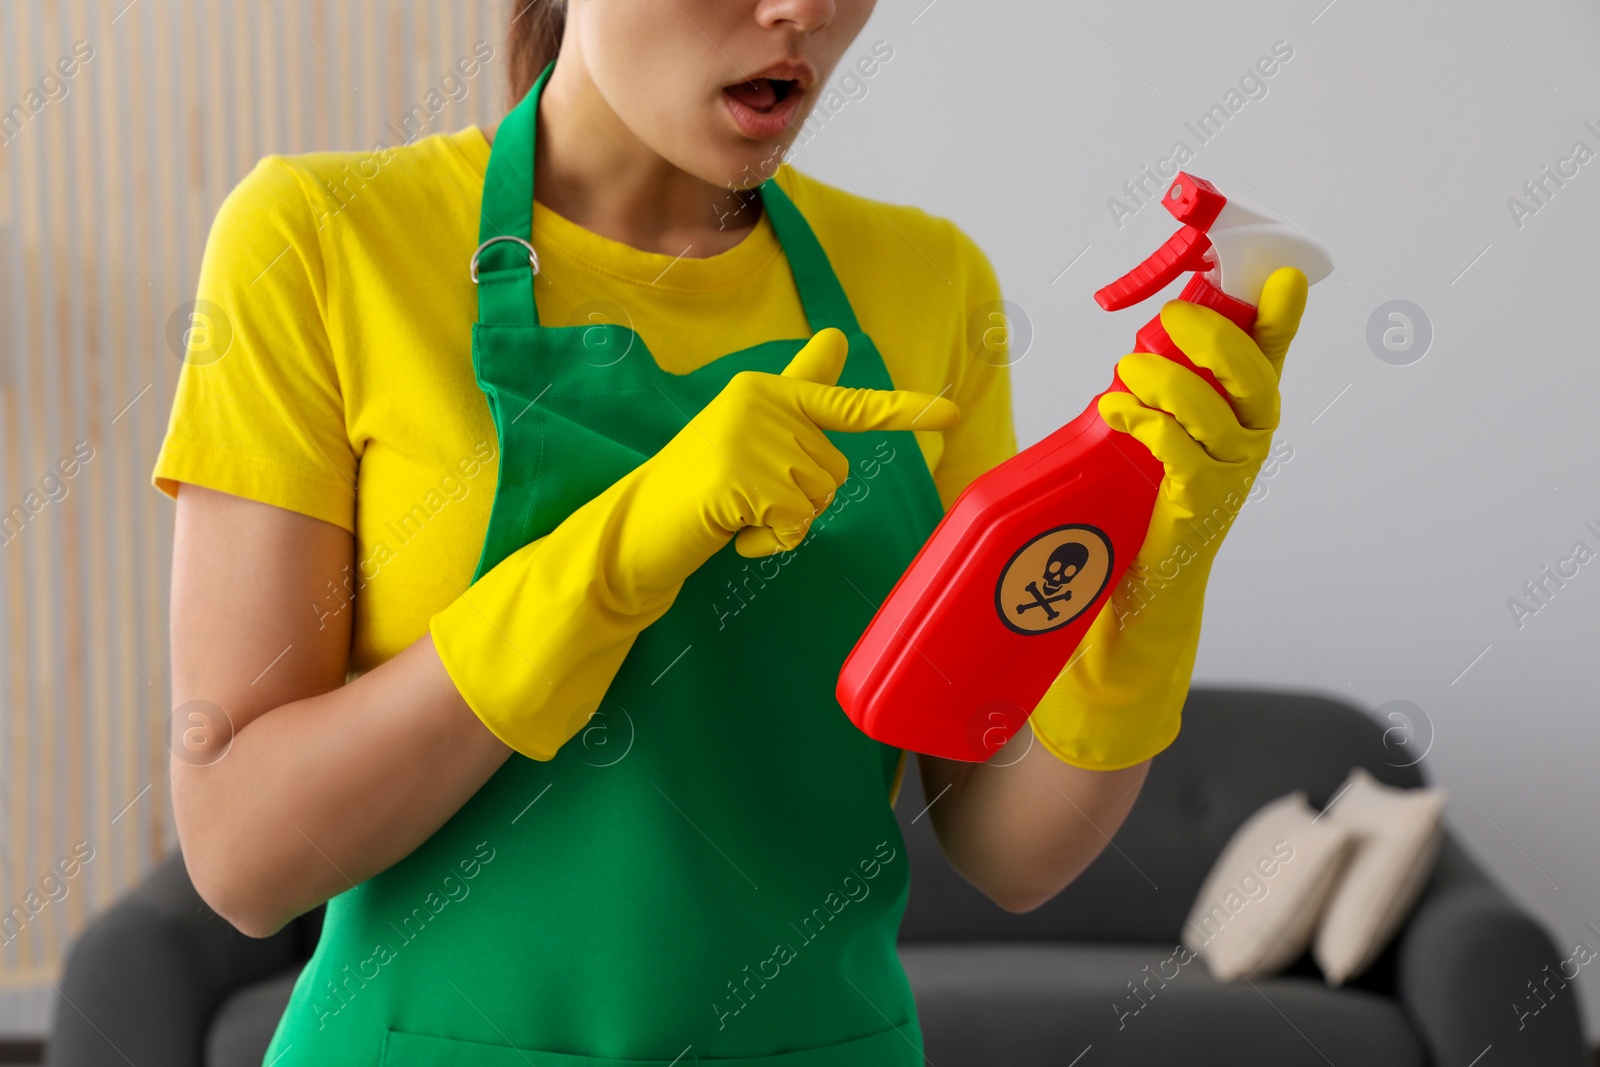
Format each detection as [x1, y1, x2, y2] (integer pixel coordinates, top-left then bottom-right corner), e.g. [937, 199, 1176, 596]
[470, 235, 540, 284]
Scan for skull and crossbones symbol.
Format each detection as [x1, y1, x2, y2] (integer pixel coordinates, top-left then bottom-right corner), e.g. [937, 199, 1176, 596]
[1015, 542, 1090, 622]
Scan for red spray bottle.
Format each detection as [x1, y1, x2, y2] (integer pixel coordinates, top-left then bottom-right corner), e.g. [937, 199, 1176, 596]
[837, 172, 1332, 762]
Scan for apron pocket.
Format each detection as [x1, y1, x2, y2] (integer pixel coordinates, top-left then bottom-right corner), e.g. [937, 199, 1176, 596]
[379, 1024, 921, 1067]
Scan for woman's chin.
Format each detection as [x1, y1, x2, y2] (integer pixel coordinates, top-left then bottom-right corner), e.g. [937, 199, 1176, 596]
[656, 122, 804, 199]
[715, 140, 795, 189]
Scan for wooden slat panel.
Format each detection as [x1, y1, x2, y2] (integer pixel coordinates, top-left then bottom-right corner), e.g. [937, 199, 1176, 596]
[0, 0, 513, 993]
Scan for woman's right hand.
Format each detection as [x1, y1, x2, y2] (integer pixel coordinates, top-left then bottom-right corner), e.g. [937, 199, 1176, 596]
[623, 326, 961, 587]
[431, 327, 958, 761]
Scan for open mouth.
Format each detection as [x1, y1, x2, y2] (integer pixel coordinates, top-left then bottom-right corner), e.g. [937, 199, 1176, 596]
[721, 75, 807, 140]
[723, 76, 798, 113]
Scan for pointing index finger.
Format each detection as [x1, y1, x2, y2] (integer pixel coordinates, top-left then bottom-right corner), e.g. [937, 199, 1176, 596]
[791, 379, 961, 434]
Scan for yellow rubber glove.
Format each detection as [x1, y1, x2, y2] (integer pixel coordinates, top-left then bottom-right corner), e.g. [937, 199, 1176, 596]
[1030, 268, 1309, 770]
[429, 328, 960, 760]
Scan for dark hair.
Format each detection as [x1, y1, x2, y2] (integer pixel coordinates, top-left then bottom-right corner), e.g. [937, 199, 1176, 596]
[506, 0, 566, 108]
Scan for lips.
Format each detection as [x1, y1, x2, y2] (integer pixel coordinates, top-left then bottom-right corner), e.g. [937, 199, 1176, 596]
[721, 64, 812, 140]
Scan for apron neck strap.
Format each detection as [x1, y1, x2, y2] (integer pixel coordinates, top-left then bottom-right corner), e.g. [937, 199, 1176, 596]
[473, 62, 549, 327]
[474, 61, 862, 336]
[757, 178, 861, 335]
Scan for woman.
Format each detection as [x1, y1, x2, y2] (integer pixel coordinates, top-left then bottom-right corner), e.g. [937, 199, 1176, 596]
[156, 0, 1306, 1062]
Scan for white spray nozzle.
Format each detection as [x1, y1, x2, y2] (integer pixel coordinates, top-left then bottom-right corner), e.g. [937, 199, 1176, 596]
[1204, 196, 1334, 306]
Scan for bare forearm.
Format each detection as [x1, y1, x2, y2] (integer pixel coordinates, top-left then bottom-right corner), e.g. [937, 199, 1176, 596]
[168, 486, 517, 934]
[174, 635, 509, 937]
[919, 729, 1149, 913]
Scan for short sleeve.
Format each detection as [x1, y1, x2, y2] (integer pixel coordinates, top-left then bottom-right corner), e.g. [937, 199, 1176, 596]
[152, 156, 357, 533]
[932, 227, 1018, 511]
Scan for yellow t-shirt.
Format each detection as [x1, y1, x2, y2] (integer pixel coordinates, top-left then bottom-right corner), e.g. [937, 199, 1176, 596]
[153, 127, 1017, 676]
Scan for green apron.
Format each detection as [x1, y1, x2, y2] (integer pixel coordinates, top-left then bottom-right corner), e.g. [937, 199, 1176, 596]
[263, 62, 946, 1066]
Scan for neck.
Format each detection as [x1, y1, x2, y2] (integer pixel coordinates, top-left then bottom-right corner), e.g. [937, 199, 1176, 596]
[499, 53, 760, 258]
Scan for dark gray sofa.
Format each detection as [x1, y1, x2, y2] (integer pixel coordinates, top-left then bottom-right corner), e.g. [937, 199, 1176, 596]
[49, 688, 1586, 1065]
[897, 688, 1586, 1064]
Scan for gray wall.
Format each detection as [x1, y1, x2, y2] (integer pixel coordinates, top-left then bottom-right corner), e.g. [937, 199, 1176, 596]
[800, 0, 1600, 1040]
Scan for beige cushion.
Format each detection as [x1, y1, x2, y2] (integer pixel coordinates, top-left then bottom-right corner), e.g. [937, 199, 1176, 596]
[1183, 791, 1356, 982]
[1313, 767, 1447, 985]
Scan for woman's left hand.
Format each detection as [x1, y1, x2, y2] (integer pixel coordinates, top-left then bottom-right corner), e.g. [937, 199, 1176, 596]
[1099, 266, 1308, 552]
[1027, 266, 1308, 772]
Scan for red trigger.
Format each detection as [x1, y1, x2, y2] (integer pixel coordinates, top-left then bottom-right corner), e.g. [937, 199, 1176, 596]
[1093, 227, 1214, 312]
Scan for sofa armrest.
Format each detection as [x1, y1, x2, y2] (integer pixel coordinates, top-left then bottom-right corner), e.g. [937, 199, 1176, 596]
[1393, 833, 1586, 1067]
[47, 851, 317, 1067]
